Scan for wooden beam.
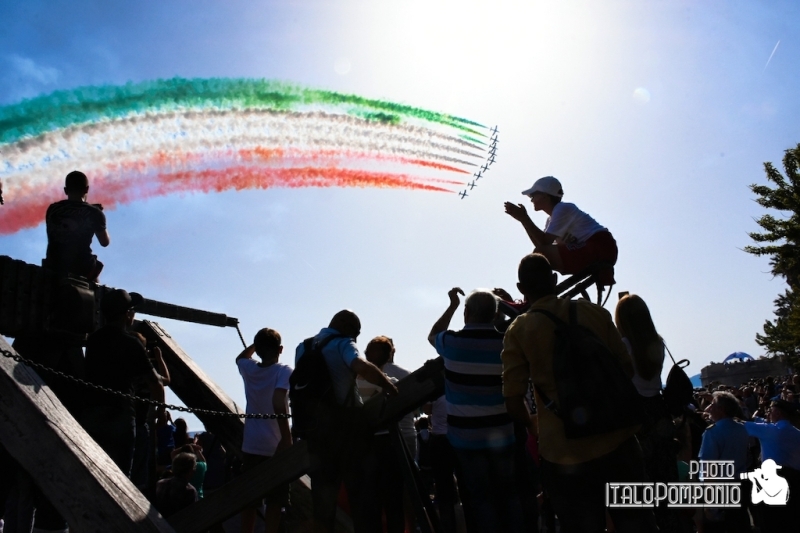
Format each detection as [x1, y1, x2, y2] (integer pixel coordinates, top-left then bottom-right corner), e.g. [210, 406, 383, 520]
[134, 320, 245, 456]
[165, 358, 443, 533]
[363, 357, 444, 428]
[0, 336, 176, 533]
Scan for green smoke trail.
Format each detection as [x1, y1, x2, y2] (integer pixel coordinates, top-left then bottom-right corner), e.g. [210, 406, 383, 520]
[0, 78, 485, 144]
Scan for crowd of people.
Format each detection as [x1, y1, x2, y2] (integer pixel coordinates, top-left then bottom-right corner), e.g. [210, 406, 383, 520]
[2, 171, 800, 533]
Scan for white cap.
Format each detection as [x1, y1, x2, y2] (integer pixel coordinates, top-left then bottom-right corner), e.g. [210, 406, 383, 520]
[521, 176, 563, 198]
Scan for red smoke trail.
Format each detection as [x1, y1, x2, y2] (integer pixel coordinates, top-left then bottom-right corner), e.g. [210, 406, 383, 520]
[0, 166, 455, 235]
[106, 148, 471, 175]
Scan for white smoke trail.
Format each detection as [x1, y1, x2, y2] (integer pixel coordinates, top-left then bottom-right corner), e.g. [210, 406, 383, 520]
[1, 109, 482, 190]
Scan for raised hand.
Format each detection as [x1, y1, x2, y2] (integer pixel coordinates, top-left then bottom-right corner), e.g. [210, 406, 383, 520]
[504, 201, 529, 222]
[448, 287, 465, 308]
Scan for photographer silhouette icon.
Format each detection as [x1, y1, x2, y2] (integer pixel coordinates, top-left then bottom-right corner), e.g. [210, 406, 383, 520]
[740, 459, 789, 506]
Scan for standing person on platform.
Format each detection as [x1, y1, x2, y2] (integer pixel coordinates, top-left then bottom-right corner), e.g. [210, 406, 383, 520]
[429, 288, 525, 533]
[45, 170, 110, 281]
[236, 328, 293, 533]
[502, 253, 656, 533]
[699, 391, 750, 533]
[615, 294, 684, 532]
[295, 310, 398, 533]
[357, 336, 409, 533]
[82, 289, 167, 477]
[424, 396, 459, 533]
[504, 176, 618, 286]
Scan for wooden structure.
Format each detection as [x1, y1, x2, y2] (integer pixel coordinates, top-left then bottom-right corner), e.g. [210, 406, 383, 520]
[0, 328, 444, 532]
[0, 256, 446, 531]
[0, 336, 176, 532]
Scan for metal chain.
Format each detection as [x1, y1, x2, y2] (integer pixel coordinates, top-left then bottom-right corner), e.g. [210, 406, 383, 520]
[0, 347, 290, 420]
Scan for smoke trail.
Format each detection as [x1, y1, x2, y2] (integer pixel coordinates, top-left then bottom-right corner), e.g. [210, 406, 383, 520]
[0, 79, 492, 235]
[1, 109, 481, 184]
[0, 166, 457, 235]
[0, 78, 485, 144]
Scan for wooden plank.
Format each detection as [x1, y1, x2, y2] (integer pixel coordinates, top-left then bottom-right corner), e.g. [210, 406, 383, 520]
[135, 320, 246, 458]
[0, 336, 176, 533]
[288, 475, 355, 533]
[362, 357, 444, 428]
[168, 441, 315, 533]
[165, 357, 442, 533]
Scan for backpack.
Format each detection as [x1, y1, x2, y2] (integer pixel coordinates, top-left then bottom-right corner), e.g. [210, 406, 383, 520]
[531, 301, 645, 439]
[662, 344, 693, 417]
[289, 333, 347, 438]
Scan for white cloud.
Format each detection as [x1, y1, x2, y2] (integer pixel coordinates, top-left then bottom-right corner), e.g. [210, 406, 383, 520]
[7, 54, 60, 85]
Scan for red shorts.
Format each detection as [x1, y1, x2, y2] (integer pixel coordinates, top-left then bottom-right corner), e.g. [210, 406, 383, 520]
[557, 230, 618, 284]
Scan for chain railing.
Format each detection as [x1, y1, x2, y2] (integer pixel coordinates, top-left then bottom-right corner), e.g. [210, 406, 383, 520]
[0, 346, 290, 419]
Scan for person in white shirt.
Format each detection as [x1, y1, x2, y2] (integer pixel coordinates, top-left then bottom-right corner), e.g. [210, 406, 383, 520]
[504, 176, 618, 285]
[236, 328, 293, 533]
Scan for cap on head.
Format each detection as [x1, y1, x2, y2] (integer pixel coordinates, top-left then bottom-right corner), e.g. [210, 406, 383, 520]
[521, 176, 563, 198]
[101, 289, 143, 319]
[772, 398, 798, 416]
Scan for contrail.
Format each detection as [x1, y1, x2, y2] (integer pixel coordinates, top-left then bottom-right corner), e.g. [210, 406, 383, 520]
[763, 40, 780, 72]
[0, 78, 492, 235]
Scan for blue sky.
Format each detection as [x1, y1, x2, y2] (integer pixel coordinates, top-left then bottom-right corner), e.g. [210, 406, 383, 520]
[2, 0, 798, 428]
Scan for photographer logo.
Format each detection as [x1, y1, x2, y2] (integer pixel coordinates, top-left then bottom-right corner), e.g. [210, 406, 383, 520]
[741, 459, 789, 506]
[606, 460, 788, 508]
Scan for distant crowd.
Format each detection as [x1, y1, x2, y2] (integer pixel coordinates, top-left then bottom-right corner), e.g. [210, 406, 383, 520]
[1, 171, 799, 533]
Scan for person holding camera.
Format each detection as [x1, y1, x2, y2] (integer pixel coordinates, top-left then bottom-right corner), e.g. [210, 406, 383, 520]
[44, 170, 110, 281]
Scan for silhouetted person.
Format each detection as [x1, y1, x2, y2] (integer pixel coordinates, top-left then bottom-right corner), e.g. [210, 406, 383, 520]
[502, 253, 656, 533]
[45, 170, 110, 281]
[295, 309, 398, 533]
[82, 289, 166, 477]
[155, 452, 198, 518]
[504, 176, 618, 286]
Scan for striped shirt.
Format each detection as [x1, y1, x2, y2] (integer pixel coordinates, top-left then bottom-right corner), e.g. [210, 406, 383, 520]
[435, 324, 515, 450]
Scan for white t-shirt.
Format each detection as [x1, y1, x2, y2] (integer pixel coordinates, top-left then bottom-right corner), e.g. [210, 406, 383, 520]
[622, 337, 664, 398]
[356, 361, 417, 454]
[384, 362, 416, 454]
[430, 395, 448, 435]
[544, 202, 606, 246]
[237, 359, 293, 456]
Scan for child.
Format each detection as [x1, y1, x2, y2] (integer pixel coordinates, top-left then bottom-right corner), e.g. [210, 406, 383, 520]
[155, 453, 198, 518]
[504, 176, 618, 285]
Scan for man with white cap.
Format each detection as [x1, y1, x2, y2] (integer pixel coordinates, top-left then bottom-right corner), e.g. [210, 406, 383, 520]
[504, 176, 618, 285]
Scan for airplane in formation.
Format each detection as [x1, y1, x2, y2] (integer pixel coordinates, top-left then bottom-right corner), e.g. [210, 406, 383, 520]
[490, 125, 499, 135]
[468, 180, 477, 189]
[459, 190, 468, 199]
[488, 154, 496, 165]
[481, 164, 489, 173]
[474, 171, 483, 180]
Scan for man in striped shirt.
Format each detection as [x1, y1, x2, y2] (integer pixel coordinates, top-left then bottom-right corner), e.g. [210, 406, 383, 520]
[428, 288, 525, 533]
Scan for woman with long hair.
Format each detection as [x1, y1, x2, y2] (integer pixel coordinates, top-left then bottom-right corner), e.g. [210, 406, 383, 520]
[615, 294, 687, 533]
[615, 294, 664, 398]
